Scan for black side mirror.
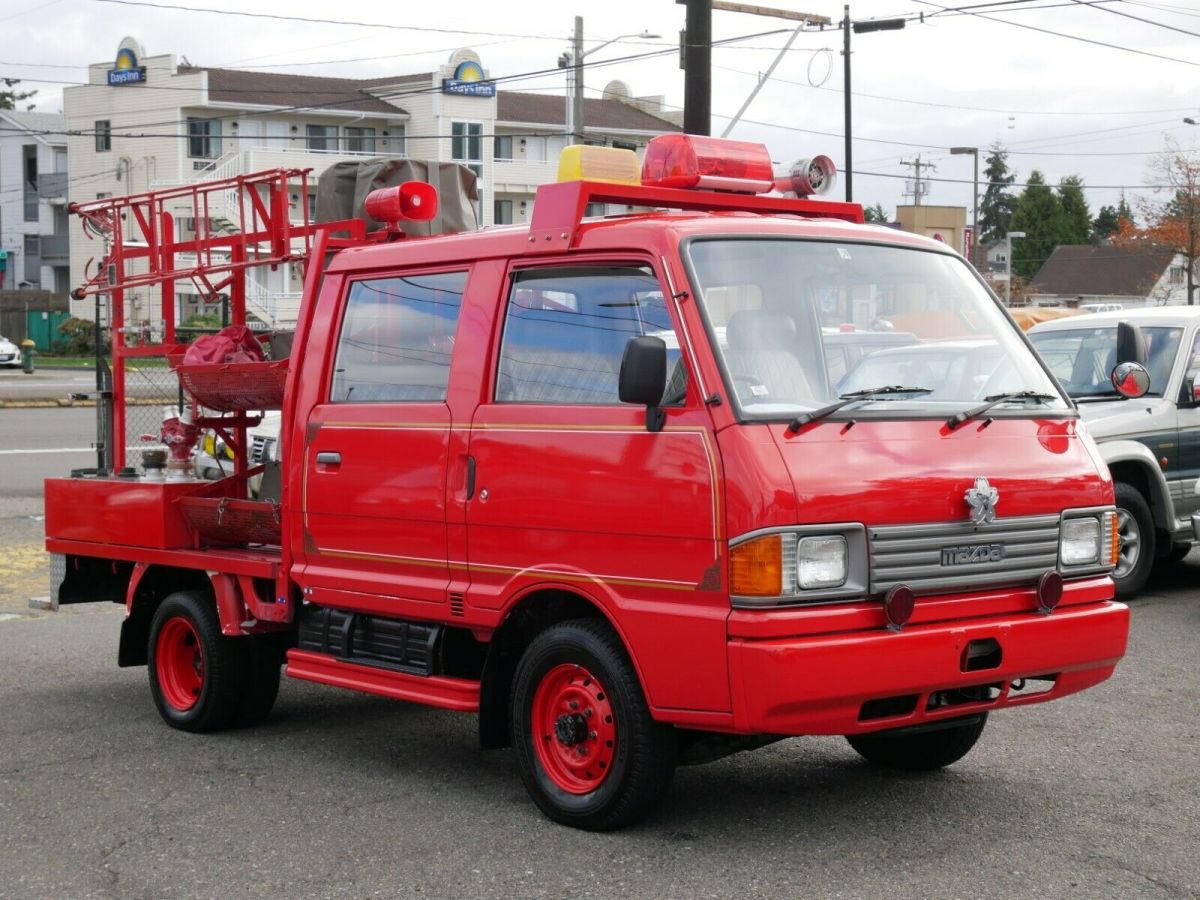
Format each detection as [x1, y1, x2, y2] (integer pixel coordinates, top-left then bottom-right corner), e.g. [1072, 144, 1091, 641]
[619, 336, 667, 432]
[1116, 321, 1147, 365]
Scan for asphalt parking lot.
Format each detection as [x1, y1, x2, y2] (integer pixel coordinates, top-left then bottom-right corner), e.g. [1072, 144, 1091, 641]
[0, 580, 1195, 898]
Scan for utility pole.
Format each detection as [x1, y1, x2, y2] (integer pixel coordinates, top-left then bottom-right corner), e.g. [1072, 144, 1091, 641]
[842, 5, 851, 203]
[679, 0, 713, 135]
[572, 16, 584, 145]
[900, 156, 935, 207]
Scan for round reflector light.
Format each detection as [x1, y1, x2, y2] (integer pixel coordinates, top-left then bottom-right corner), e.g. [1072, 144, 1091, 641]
[883, 585, 915, 630]
[1037, 570, 1063, 613]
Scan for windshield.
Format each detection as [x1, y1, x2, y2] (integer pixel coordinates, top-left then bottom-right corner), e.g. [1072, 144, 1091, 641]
[1028, 325, 1181, 399]
[685, 239, 1067, 418]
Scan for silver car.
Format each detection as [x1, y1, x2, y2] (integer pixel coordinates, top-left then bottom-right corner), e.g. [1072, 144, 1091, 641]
[1029, 307, 1200, 596]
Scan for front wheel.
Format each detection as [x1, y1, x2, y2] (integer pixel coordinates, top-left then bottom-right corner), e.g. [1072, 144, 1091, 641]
[846, 714, 987, 771]
[510, 620, 675, 831]
[1114, 482, 1155, 597]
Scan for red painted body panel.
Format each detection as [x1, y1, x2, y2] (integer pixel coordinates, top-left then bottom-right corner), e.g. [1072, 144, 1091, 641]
[45, 477, 226, 549]
[728, 600, 1128, 735]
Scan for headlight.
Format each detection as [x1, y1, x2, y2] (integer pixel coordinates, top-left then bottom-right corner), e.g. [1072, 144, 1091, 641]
[798, 536, 847, 588]
[1061, 518, 1100, 565]
[728, 526, 865, 607]
[1059, 511, 1117, 568]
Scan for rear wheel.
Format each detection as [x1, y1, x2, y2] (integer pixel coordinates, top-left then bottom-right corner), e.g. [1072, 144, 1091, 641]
[846, 714, 987, 771]
[1114, 483, 1155, 597]
[147, 591, 244, 733]
[510, 620, 675, 831]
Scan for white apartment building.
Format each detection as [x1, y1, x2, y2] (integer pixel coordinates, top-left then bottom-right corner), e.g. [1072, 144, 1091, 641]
[63, 38, 679, 325]
[0, 110, 70, 292]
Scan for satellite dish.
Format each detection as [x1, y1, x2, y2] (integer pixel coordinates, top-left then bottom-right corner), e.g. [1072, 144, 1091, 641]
[602, 80, 632, 102]
[449, 48, 482, 68]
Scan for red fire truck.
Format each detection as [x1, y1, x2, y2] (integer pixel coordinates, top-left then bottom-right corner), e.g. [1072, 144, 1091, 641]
[46, 136, 1133, 830]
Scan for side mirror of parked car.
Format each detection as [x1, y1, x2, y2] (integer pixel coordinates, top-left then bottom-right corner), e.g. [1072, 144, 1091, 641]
[1111, 361, 1150, 399]
[619, 336, 668, 432]
[1189, 373, 1200, 404]
[1116, 321, 1147, 366]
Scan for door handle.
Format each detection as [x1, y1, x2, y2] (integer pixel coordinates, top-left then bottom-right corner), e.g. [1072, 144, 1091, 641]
[316, 451, 342, 465]
[465, 455, 476, 500]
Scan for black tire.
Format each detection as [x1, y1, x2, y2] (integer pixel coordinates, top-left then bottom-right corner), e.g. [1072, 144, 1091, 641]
[510, 619, 676, 831]
[846, 714, 987, 771]
[233, 633, 286, 728]
[147, 590, 244, 733]
[1163, 541, 1192, 564]
[1114, 482, 1155, 598]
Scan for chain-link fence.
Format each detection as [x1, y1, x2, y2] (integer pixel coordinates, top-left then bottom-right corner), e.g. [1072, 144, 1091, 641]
[120, 359, 183, 472]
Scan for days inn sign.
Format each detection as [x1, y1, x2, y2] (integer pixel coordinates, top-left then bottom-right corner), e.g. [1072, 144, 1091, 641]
[442, 59, 495, 97]
[107, 37, 147, 86]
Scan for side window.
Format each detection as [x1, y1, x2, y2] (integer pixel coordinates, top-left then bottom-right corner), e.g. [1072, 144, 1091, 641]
[330, 271, 466, 403]
[1179, 329, 1200, 402]
[496, 266, 684, 405]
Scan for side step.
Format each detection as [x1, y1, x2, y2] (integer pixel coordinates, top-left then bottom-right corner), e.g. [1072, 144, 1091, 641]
[286, 649, 480, 712]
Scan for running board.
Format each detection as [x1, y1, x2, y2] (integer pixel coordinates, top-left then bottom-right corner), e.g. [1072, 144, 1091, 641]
[286, 649, 480, 712]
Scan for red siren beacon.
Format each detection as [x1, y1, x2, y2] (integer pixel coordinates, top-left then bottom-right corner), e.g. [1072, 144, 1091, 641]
[363, 181, 439, 227]
[641, 134, 776, 194]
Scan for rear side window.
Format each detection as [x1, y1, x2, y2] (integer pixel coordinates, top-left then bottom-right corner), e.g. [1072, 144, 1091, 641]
[330, 271, 466, 402]
[496, 266, 682, 404]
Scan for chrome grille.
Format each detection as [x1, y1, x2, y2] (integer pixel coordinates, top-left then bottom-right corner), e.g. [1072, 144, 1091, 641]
[869, 515, 1060, 596]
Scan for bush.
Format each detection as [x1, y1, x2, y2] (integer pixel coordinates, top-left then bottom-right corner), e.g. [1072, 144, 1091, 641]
[56, 317, 111, 356]
[182, 312, 222, 329]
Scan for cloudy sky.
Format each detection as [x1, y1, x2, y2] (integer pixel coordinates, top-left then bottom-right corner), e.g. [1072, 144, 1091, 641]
[5, 0, 1200, 219]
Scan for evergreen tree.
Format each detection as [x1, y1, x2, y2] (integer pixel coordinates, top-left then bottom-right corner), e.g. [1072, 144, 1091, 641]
[1116, 193, 1134, 227]
[978, 142, 1018, 244]
[0, 78, 36, 110]
[1009, 170, 1074, 280]
[1093, 205, 1120, 240]
[863, 202, 889, 223]
[1057, 175, 1092, 244]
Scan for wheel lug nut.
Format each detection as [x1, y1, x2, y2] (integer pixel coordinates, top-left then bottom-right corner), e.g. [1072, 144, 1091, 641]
[588, 731, 597, 740]
[584, 708, 593, 718]
[569, 701, 579, 710]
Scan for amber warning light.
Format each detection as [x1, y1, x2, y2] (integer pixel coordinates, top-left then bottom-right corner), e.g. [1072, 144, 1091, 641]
[363, 181, 439, 226]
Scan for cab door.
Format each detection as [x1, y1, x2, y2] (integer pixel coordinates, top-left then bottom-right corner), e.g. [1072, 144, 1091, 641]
[298, 269, 468, 613]
[1172, 325, 1200, 530]
[463, 261, 731, 713]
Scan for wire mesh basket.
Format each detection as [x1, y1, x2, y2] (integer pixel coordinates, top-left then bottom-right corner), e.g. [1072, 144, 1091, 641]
[177, 496, 282, 546]
[175, 359, 288, 412]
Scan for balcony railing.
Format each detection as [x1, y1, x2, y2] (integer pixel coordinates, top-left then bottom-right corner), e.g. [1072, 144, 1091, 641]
[37, 172, 68, 200]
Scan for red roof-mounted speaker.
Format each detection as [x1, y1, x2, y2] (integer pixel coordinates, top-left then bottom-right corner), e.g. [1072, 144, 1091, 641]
[364, 181, 439, 226]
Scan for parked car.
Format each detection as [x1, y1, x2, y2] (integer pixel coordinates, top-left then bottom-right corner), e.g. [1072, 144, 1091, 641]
[1029, 307, 1200, 595]
[193, 411, 280, 497]
[0, 335, 23, 367]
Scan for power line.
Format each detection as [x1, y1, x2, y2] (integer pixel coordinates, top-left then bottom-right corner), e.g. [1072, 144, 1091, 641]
[1070, 0, 1200, 37]
[911, 0, 1200, 67]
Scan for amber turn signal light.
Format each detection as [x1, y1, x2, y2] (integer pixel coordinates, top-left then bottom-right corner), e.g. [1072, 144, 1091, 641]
[729, 535, 783, 597]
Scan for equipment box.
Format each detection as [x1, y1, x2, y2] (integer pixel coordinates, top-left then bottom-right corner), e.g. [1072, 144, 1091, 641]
[45, 477, 232, 550]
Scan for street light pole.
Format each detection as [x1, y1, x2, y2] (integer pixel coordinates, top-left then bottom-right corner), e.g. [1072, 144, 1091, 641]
[566, 20, 662, 146]
[951, 146, 979, 267]
[1006, 230, 1026, 305]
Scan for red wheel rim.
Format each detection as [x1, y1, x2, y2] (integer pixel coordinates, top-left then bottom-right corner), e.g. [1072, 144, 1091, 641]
[531, 663, 617, 794]
[155, 616, 204, 711]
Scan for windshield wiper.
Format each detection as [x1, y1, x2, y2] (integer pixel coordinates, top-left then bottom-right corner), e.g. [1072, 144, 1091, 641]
[946, 390, 1056, 430]
[788, 385, 933, 432]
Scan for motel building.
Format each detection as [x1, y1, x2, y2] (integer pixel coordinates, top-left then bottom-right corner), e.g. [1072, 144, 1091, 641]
[63, 38, 680, 329]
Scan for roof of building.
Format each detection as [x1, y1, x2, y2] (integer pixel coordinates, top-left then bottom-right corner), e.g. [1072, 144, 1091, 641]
[497, 91, 679, 132]
[181, 67, 416, 115]
[1028, 243, 1176, 298]
[0, 110, 67, 143]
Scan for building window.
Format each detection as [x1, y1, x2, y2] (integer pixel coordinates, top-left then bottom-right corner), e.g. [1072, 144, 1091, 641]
[345, 126, 376, 153]
[494, 199, 513, 225]
[1171, 266, 1185, 286]
[187, 117, 222, 159]
[452, 122, 484, 219]
[306, 124, 338, 152]
[495, 135, 513, 160]
[95, 120, 111, 152]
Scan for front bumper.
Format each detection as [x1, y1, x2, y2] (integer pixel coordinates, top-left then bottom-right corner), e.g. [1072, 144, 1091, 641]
[728, 599, 1129, 736]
